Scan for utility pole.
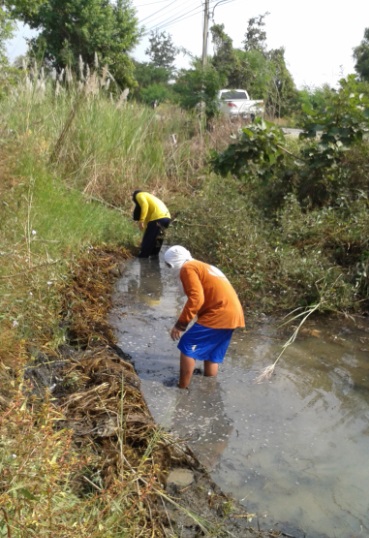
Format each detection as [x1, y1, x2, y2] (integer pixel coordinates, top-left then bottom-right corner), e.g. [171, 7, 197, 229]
[201, 0, 210, 68]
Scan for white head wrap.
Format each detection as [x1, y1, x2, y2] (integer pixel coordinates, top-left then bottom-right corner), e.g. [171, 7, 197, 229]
[164, 245, 193, 270]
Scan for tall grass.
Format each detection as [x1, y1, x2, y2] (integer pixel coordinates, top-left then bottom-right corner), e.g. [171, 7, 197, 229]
[2, 65, 367, 340]
[0, 65, 220, 351]
[1, 70, 210, 212]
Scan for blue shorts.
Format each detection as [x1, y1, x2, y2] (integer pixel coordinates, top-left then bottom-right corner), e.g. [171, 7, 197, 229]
[178, 323, 234, 363]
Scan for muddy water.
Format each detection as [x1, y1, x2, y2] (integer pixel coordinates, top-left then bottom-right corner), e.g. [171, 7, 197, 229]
[110, 255, 369, 538]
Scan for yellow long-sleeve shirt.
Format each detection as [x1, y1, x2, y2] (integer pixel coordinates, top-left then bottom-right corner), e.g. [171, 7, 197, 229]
[135, 192, 171, 225]
[176, 260, 245, 330]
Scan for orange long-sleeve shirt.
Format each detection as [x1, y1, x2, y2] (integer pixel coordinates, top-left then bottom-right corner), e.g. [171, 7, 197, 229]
[175, 260, 245, 331]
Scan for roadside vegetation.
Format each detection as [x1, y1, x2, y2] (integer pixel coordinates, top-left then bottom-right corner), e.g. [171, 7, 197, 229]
[1, 2, 369, 535]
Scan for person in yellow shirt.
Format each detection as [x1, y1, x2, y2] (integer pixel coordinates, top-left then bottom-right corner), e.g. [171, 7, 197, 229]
[164, 245, 245, 389]
[132, 190, 171, 258]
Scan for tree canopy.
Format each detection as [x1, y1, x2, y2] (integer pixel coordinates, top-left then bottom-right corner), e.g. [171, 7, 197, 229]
[266, 47, 298, 117]
[210, 23, 264, 95]
[353, 27, 369, 82]
[4, 0, 140, 89]
[173, 62, 223, 121]
[0, 7, 14, 64]
[209, 15, 297, 117]
[133, 30, 178, 104]
[243, 13, 269, 54]
[145, 30, 177, 73]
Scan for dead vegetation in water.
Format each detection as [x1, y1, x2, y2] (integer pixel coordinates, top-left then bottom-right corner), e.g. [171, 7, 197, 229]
[59, 246, 130, 348]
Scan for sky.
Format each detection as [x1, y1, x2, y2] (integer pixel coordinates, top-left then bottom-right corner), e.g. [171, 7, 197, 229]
[5, 0, 369, 90]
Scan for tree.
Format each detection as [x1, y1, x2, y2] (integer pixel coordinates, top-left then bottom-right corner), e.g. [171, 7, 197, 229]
[231, 48, 269, 98]
[140, 82, 173, 106]
[0, 7, 17, 101]
[4, 0, 141, 89]
[133, 31, 178, 104]
[243, 13, 269, 54]
[211, 24, 265, 97]
[242, 15, 297, 116]
[134, 61, 170, 87]
[133, 60, 174, 104]
[0, 7, 14, 64]
[209, 13, 297, 116]
[173, 62, 223, 122]
[266, 47, 298, 118]
[353, 28, 369, 82]
[211, 23, 234, 80]
[4, 0, 47, 20]
[145, 30, 177, 73]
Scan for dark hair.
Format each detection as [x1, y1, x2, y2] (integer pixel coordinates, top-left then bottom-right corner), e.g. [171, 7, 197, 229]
[132, 190, 142, 221]
[133, 204, 141, 221]
[132, 190, 142, 202]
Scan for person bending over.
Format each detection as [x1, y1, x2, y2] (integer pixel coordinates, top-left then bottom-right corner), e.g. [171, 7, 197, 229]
[132, 190, 171, 258]
[164, 245, 245, 388]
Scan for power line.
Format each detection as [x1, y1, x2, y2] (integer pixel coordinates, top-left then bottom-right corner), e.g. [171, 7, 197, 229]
[139, 0, 232, 34]
[138, 0, 199, 26]
[139, 0, 239, 32]
[136, 0, 240, 53]
[139, 0, 186, 24]
[144, 5, 204, 35]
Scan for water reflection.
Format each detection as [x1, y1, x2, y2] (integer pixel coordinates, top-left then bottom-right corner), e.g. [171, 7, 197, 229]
[218, 331, 369, 537]
[110, 254, 369, 538]
[126, 258, 163, 307]
[169, 377, 233, 469]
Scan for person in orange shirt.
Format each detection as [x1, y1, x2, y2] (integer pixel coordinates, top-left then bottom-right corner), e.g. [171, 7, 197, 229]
[132, 190, 171, 258]
[164, 245, 245, 389]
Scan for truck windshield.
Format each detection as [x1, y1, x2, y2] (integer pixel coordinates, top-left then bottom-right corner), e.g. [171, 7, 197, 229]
[220, 91, 248, 100]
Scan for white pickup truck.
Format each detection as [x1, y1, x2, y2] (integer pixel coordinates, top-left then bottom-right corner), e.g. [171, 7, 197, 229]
[217, 89, 264, 120]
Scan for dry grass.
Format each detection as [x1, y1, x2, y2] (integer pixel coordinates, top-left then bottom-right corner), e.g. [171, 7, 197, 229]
[254, 302, 322, 383]
[0, 246, 177, 536]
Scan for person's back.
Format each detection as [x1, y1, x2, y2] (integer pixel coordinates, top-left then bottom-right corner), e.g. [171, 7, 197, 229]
[178, 260, 245, 330]
[132, 190, 171, 258]
[135, 192, 170, 224]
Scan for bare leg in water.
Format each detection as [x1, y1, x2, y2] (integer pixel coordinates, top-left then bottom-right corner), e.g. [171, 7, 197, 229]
[178, 353, 219, 388]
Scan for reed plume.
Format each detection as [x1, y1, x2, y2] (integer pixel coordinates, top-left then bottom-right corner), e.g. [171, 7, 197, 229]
[254, 302, 321, 383]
